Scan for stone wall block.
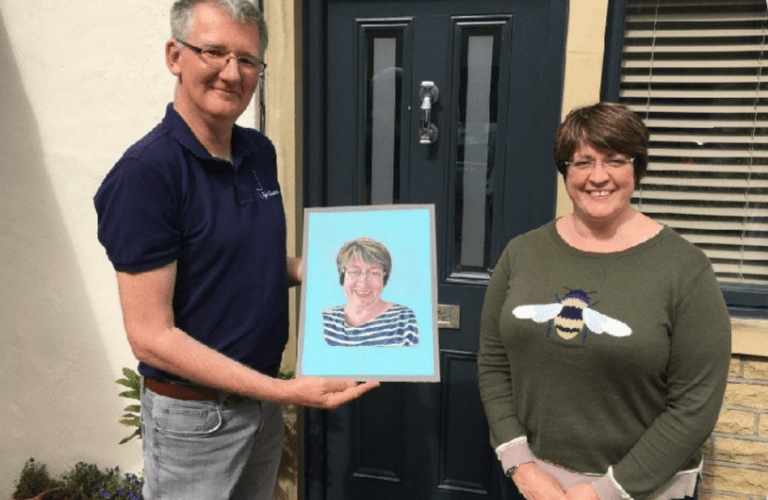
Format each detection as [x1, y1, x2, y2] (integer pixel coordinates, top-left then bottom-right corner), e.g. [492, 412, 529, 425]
[699, 493, 752, 500]
[744, 359, 768, 381]
[710, 438, 768, 466]
[700, 465, 768, 495]
[760, 413, 768, 439]
[714, 409, 755, 436]
[723, 383, 768, 410]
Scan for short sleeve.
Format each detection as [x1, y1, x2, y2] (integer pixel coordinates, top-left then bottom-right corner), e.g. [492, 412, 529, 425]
[94, 157, 181, 272]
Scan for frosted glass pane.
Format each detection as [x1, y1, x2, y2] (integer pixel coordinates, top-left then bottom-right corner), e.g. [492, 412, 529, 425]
[370, 38, 397, 205]
[459, 36, 493, 268]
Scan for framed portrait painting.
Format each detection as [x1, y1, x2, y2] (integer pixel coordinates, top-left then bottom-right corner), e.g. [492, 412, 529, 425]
[297, 204, 439, 382]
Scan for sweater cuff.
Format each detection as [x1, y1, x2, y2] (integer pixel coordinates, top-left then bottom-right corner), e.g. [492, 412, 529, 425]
[494, 436, 537, 472]
[591, 467, 632, 500]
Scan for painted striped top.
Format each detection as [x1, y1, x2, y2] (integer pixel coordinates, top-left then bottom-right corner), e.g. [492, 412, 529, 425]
[322, 304, 419, 347]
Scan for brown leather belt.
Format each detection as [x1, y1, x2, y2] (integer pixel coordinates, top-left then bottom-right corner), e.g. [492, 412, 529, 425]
[145, 377, 246, 404]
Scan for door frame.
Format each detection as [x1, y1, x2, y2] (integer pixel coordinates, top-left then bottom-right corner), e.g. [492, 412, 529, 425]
[302, 1, 569, 498]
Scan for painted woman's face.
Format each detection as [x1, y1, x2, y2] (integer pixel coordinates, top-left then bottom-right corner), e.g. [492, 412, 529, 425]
[343, 256, 385, 310]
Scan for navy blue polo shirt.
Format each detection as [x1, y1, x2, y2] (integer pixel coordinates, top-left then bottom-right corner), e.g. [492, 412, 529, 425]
[95, 104, 288, 380]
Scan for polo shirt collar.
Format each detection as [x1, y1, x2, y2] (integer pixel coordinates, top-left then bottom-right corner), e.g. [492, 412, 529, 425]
[163, 103, 258, 170]
[230, 126, 257, 170]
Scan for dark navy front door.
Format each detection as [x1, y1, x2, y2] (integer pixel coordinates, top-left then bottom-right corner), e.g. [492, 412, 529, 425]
[303, 1, 568, 498]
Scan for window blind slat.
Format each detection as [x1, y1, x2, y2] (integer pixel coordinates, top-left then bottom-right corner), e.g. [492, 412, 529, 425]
[643, 163, 768, 173]
[644, 119, 768, 127]
[633, 203, 768, 217]
[626, 103, 768, 113]
[626, 29, 768, 38]
[621, 90, 768, 98]
[623, 60, 766, 68]
[635, 190, 768, 202]
[714, 260, 768, 268]
[682, 233, 768, 246]
[624, 77, 768, 86]
[649, 133, 768, 143]
[626, 14, 767, 23]
[653, 218, 767, 231]
[648, 148, 768, 158]
[641, 177, 768, 188]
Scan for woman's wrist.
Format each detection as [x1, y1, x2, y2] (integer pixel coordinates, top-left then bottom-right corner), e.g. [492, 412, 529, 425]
[507, 461, 535, 481]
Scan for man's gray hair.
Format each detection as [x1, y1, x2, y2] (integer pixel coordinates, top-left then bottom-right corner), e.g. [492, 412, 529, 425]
[171, 0, 268, 50]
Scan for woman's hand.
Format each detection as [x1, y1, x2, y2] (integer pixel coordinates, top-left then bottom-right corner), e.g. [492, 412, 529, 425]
[565, 483, 599, 500]
[512, 462, 568, 500]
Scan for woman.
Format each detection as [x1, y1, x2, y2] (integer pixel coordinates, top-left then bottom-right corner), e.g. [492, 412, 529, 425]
[323, 237, 419, 347]
[478, 102, 730, 500]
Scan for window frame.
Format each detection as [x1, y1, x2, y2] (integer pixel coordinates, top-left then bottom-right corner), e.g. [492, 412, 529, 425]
[600, 0, 768, 319]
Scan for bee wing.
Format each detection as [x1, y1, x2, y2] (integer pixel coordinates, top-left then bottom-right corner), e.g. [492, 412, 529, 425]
[512, 303, 562, 323]
[582, 309, 632, 337]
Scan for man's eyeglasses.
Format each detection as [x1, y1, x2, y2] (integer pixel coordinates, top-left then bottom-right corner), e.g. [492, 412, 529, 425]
[176, 39, 266, 77]
[564, 157, 634, 170]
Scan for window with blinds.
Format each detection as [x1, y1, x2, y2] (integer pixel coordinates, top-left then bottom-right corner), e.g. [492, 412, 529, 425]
[615, 0, 768, 315]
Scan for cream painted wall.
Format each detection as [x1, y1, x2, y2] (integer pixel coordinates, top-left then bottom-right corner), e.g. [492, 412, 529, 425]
[0, 0, 262, 496]
[263, 0, 303, 375]
[0, 1, 167, 495]
[556, 0, 609, 218]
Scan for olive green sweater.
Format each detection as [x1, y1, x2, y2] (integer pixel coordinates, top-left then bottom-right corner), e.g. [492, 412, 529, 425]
[478, 222, 731, 500]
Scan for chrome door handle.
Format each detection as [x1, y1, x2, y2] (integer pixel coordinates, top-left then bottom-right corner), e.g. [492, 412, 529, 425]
[419, 81, 439, 144]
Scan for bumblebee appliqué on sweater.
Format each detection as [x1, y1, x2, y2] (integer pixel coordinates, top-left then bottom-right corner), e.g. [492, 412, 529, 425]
[512, 289, 632, 344]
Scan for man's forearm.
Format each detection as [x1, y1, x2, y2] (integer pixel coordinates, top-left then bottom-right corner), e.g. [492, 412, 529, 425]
[129, 323, 289, 401]
[130, 323, 378, 409]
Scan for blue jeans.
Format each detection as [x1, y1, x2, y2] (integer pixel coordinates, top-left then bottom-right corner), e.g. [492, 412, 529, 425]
[141, 384, 284, 500]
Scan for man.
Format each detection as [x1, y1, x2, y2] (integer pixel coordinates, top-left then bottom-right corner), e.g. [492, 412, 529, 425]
[94, 1, 378, 499]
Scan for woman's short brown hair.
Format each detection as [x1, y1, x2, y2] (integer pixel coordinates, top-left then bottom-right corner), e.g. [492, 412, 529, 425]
[553, 102, 649, 183]
[336, 237, 392, 286]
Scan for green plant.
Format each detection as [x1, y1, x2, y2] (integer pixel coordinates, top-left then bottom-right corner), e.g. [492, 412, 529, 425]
[58, 462, 143, 500]
[116, 368, 141, 444]
[12, 459, 143, 500]
[12, 458, 63, 500]
[57, 462, 104, 499]
[93, 469, 143, 500]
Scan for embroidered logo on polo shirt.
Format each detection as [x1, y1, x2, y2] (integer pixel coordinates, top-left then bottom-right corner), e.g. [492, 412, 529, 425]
[250, 169, 281, 200]
[260, 190, 280, 199]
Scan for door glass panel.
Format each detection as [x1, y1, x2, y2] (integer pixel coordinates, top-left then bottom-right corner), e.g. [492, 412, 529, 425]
[366, 32, 403, 205]
[455, 28, 500, 273]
